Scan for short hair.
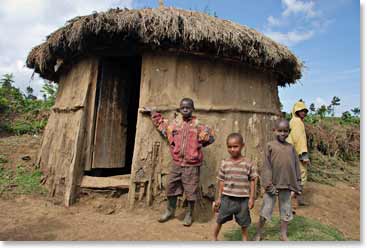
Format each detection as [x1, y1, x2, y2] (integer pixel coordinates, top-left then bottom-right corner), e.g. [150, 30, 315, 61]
[226, 132, 244, 144]
[180, 98, 195, 109]
[274, 119, 290, 129]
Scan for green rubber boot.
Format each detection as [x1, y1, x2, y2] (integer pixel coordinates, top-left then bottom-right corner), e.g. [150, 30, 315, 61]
[158, 196, 177, 223]
[182, 201, 195, 226]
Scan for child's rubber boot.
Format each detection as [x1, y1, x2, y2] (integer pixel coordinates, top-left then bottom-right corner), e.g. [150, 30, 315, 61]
[182, 201, 194, 226]
[253, 216, 266, 241]
[158, 196, 177, 223]
[279, 220, 289, 241]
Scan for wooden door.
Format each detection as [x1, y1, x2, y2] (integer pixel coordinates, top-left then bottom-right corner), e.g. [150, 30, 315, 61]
[92, 58, 130, 168]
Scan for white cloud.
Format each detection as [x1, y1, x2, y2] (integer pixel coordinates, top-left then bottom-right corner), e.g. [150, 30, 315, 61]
[315, 97, 327, 107]
[281, 0, 316, 18]
[263, 0, 327, 47]
[266, 30, 314, 46]
[267, 16, 282, 27]
[0, 0, 133, 95]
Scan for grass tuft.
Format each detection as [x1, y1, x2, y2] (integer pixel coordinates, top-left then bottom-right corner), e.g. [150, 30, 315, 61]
[0, 165, 46, 196]
[224, 215, 346, 241]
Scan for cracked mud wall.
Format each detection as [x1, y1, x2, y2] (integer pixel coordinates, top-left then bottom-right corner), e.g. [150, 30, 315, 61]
[129, 52, 281, 205]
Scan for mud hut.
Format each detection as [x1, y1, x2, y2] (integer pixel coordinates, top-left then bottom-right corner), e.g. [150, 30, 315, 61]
[26, 7, 302, 207]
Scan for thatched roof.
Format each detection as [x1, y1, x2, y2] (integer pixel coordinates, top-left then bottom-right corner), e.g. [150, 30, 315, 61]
[26, 7, 302, 85]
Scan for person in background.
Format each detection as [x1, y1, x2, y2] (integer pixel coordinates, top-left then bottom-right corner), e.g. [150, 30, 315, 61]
[286, 100, 310, 206]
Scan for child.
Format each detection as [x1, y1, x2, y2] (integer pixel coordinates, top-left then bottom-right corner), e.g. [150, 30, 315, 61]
[142, 98, 215, 226]
[286, 100, 310, 206]
[213, 133, 258, 241]
[253, 119, 302, 241]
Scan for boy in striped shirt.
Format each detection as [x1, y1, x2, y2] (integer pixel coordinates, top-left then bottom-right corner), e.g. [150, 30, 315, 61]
[213, 133, 258, 241]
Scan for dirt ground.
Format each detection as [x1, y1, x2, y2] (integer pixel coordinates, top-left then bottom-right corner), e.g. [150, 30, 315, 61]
[0, 135, 360, 241]
[0, 182, 360, 241]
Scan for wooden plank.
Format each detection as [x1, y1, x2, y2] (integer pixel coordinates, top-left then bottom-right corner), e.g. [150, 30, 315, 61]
[80, 175, 130, 189]
[83, 60, 99, 171]
[92, 58, 130, 168]
[38, 57, 98, 205]
[64, 57, 99, 206]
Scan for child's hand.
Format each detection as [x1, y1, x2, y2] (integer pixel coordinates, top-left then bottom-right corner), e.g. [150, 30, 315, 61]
[198, 132, 209, 141]
[212, 200, 221, 213]
[266, 184, 278, 196]
[248, 198, 254, 209]
[302, 159, 311, 167]
[140, 107, 156, 115]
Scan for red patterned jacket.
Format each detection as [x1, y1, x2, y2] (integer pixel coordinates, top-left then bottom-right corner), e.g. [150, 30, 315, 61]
[151, 113, 215, 166]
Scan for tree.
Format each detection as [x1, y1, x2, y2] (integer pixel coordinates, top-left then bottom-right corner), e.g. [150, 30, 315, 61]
[0, 73, 14, 88]
[351, 107, 360, 117]
[317, 105, 327, 118]
[26, 86, 36, 100]
[331, 96, 341, 106]
[309, 103, 316, 113]
[327, 96, 341, 117]
[341, 111, 352, 121]
[327, 105, 333, 116]
[40, 81, 58, 108]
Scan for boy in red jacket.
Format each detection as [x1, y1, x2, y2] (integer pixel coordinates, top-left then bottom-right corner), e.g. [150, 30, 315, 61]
[142, 98, 215, 226]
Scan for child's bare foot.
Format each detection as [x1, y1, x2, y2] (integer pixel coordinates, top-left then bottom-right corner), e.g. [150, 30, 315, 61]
[252, 232, 261, 241]
[279, 235, 289, 241]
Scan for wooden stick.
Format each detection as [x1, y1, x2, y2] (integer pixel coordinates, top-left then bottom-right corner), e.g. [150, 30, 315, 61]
[138, 182, 145, 201]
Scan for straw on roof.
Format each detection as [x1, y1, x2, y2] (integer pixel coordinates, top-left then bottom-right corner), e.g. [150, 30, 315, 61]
[26, 7, 302, 85]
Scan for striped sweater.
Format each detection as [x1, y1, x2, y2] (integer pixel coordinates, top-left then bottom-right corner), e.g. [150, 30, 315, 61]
[217, 157, 258, 197]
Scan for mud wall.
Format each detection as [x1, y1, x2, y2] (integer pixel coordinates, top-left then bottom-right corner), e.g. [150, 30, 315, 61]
[128, 52, 281, 206]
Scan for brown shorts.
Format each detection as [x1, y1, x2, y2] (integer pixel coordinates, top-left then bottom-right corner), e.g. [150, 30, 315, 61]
[166, 164, 200, 201]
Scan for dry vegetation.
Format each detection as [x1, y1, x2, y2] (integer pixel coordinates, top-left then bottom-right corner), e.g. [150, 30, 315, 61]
[26, 7, 301, 85]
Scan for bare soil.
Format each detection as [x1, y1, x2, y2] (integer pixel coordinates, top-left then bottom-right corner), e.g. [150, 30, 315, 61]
[0, 135, 360, 241]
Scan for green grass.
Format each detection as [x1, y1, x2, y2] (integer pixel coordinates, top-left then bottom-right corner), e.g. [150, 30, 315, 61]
[224, 216, 346, 241]
[2, 119, 48, 135]
[0, 154, 8, 163]
[0, 165, 46, 196]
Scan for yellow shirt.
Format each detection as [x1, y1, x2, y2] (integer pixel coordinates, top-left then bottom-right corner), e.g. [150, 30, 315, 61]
[286, 101, 308, 155]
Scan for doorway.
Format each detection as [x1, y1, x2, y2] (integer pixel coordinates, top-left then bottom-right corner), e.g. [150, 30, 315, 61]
[85, 56, 141, 177]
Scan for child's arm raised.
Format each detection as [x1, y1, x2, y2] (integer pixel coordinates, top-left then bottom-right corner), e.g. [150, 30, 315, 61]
[140, 107, 171, 139]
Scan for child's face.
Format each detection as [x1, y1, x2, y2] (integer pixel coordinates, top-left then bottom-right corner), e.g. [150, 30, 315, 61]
[296, 109, 307, 119]
[179, 100, 194, 119]
[275, 121, 290, 143]
[226, 137, 244, 159]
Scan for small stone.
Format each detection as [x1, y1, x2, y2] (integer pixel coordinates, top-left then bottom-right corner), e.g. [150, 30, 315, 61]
[106, 208, 115, 215]
[21, 155, 31, 161]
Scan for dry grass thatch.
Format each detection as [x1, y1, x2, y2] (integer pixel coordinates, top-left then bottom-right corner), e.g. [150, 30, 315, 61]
[26, 7, 302, 85]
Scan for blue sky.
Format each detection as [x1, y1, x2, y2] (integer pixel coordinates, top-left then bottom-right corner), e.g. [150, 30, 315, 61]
[0, 0, 361, 115]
